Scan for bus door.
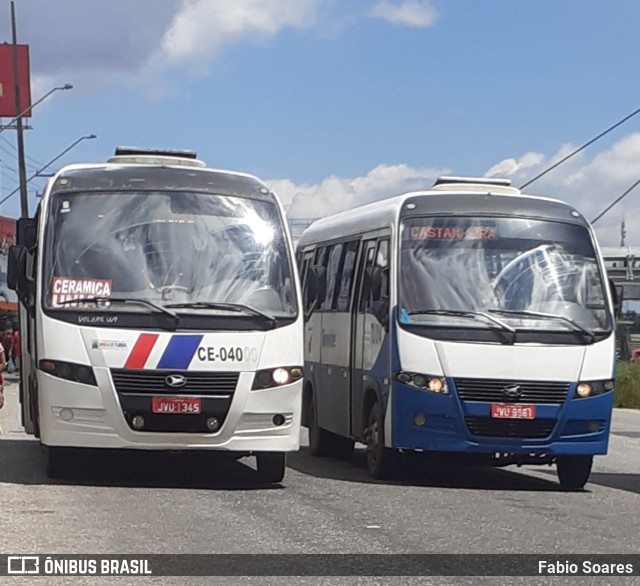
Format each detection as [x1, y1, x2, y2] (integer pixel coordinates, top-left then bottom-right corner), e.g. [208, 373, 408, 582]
[13, 215, 39, 436]
[316, 241, 358, 437]
[351, 237, 391, 439]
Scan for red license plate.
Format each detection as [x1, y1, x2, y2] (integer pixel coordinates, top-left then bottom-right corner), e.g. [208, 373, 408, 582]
[151, 397, 201, 415]
[491, 403, 536, 419]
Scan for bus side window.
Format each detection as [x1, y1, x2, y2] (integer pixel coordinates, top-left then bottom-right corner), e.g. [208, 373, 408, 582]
[299, 250, 314, 290]
[359, 242, 377, 312]
[370, 239, 390, 328]
[300, 250, 315, 312]
[321, 243, 343, 311]
[336, 240, 359, 312]
[302, 246, 328, 314]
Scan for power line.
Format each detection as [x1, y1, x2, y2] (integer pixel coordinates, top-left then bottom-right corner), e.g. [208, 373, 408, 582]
[520, 105, 640, 189]
[1, 170, 17, 183]
[0, 150, 18, 173]
[0, 134, 45, 167]
[0, 147, 39, 174]
[591, 175, 640, 225]
[0, 134, 97, 206]
[0, 83, 73, 137]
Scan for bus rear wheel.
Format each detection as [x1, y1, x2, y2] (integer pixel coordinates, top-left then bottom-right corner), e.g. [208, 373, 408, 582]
[557, 455, 593, 490]
[256, 452, 286, 484]
[363, 401, 397, 479]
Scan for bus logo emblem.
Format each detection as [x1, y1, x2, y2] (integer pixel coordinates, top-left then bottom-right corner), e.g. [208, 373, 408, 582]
[165, 374, 187, 388]
[502, 384, 522, 399]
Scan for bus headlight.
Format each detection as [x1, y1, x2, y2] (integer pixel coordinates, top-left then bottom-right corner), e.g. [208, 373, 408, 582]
[39, 359, 97, 386]
[252, 367, 303, 390]
[574, 380, 614, 399]
[272, 368, 290, 385]
[396, 371, 449, 394]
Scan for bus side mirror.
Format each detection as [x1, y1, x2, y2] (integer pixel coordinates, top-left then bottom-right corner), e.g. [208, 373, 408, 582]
[609, 278, 622, 319]
[17, 216, 37, 248]
[7, 245, 27, 292]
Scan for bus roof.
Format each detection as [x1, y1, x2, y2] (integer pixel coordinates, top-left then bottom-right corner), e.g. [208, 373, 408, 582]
[43, 157, 275, 202]
[296, 179, 588, 248]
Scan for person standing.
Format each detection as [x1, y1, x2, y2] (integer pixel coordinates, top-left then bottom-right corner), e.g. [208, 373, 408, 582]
[0, 342, 6, 409]
[1, 320, 13, 368]
[11, 322, 20, 371]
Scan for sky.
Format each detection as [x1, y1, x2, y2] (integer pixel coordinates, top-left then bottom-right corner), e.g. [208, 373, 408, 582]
[1, 0, 640, 246]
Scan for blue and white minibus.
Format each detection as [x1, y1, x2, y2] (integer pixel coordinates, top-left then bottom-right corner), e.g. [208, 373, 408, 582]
[296, 177, 618, 489]
[8, 147, 303, 483]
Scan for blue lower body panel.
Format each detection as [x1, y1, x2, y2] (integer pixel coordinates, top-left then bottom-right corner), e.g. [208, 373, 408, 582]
[391, 382, 613, 456]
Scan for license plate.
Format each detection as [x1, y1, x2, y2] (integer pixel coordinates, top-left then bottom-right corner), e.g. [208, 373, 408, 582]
[491, 403, 536, 419]
[151, 397, 201, 415]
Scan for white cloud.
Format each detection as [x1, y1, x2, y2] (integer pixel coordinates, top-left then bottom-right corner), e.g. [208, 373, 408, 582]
[161, 0, 319, 70]
[268, 162, 449, 219]
[370, 0, 438, 28]
[484, 133, 640, 247]
[12, 1, 176, 78]
[269, 133, 640, 248]
[485, 151, 544, 179]
[7, 1, 440, 92]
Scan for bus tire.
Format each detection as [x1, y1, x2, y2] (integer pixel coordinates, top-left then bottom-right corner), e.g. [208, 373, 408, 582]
[44, 446, 69, 480]
[557, 455, 593, 490]
[330, 435, 355, 460]
[256, 452, 286, 484]
[364, 400, 397, 479]
[307, 391, 333, 457]
[30, 378, 41, 439]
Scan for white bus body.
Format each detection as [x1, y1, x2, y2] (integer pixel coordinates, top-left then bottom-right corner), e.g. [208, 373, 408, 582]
[9, 148, 303, 483]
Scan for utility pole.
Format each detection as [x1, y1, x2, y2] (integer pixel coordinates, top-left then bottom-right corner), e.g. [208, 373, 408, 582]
[620, 220, 626, 247]
[11, 0, 29, 218]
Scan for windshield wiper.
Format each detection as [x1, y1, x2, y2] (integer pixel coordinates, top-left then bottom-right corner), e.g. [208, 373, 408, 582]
[407, 309, 517, 344]
[486, 308, 596, 344]
[164, 301, 277, 328]
[56, 296, 179, 331]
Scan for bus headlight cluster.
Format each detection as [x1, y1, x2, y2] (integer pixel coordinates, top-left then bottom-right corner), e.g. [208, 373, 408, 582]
[574, 380, 614, 399]
[252, 367, 303, 390]
[397, 372, 449, 394]
[39, 359, 97, 386]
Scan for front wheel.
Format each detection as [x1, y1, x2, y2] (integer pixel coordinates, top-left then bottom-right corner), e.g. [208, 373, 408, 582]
[363, 401, 398, 479]
[44, 446, 70, 480]
[557, 455, 593, 490]
[256, 452, 286, 484]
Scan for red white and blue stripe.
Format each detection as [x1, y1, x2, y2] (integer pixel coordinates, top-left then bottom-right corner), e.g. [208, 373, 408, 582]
[124, 334, 203, 370]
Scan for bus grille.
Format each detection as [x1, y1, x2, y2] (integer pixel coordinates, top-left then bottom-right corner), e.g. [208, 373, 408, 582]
[454, 378, 570, 404]
[110, 370, 239, 396]
[110, 369, 239, 433]
[464, 417, 555, 439]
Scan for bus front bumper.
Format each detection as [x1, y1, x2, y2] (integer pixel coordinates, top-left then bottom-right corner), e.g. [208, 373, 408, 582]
[37, 373, 302, 452]
[391, 385, 614, 457]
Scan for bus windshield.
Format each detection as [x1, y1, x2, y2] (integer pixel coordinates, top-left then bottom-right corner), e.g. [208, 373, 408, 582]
[44, 191, 296, 318]
[399, 216, 611, 334]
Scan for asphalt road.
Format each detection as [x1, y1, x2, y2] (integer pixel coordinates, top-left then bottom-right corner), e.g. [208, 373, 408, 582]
[1, 378, 638, 586]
